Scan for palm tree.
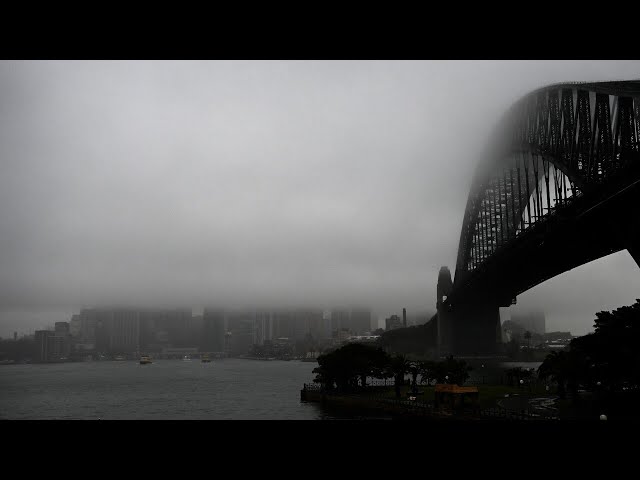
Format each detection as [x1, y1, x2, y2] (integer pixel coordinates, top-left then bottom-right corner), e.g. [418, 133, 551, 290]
[418, 360, 436, 386]
[538, 350, 569, 399]
[407, 361, 422, 394]
[389, 354, 410, 398]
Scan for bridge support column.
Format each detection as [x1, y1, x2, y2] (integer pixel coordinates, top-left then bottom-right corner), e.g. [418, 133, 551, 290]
[435, 266, 502, 357]
[435, 301, 502, 357]
[436, 266, 454, 358]
[436, 299, 453, 358]
[448, 302, 502, 356]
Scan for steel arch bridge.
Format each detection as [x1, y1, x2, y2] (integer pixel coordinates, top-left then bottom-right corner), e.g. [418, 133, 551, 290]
[437, 80, 640, 356]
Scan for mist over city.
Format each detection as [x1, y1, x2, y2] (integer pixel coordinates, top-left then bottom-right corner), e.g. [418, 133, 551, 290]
[1, 61, 638, 337]
[1, 60, 639, 422]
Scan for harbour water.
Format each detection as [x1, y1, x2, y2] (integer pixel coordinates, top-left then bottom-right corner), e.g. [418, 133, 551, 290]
[0, 359, 328, 420]
[0, 359, 547, 420]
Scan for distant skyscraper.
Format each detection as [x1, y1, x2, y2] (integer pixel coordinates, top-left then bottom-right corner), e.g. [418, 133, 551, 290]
[304, 310, 325, 339]
[227, 311, 255, 356]
[69, 314, 81, 337]
[254, 311, 273, 345]
[55, 322, 70, 335]
[350, 309, 372, 335]
[108, 310, 140, 353]
[331, 309, 350, 333]
[34, 330, 53, 362]
[322, 310, 332, 338]
[202, 309, 225, 352]
[137, 308, 193, 351]
[385, 315, 403, 331]
[79, 309, 99, 344]
[292, 309, 324, 340]
[273, 311, 295, 339]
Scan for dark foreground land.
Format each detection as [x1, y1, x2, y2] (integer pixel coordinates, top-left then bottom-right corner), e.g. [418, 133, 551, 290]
[302, 382, 640, 422]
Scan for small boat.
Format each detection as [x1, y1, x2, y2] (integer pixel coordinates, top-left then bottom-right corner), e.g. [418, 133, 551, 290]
[201, 354, 211, 363]
[183, 355, 192, 362]
[140, 355, 152, 365]
[114, 355, 126, 361]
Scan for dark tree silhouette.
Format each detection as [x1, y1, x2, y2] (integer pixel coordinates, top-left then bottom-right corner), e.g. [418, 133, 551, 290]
[538, 299, 640, 405]
[389, 354, 410, 398]
[312, 343, 390, 392]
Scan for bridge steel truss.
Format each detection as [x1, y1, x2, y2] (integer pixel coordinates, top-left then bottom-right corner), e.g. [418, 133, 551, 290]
[453, 81, 640, 304]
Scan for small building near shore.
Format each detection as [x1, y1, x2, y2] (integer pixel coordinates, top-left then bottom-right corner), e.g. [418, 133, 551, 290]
[434, 384, 479, 412]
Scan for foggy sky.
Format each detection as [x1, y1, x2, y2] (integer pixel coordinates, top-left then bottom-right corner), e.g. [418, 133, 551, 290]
[1, 60, 639, 336]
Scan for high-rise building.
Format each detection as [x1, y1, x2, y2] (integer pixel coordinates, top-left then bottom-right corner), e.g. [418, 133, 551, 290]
[227, 311, 255, 356]
[53, 321, 72, 358]
[165, 309, 194, 347]
[49, 334, 71, 360]
[290, 309, 324, 340]
[322, 310, 332, 339]
[303, 309, 325, 339]
[385, 314, 403, 331]
[109, 310, 139, 353]
[34, 330, 53, 362]
[201, 309, 225, 353]
[331, 309, 350, 334]
[349, 309, 372, 335]
[191, 314, 203, 346]
[254, 311, 273, 345]
[80, 308, 139, 354]
[272, 311, 295, 340]
[79, 308, 99, 344]
[137, 308, 194, 352]
[55, 322, 70, 335]
[69, 314, 81, 337]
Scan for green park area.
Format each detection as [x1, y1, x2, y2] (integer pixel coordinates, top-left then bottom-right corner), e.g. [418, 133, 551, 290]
[306, 300, 640, 420]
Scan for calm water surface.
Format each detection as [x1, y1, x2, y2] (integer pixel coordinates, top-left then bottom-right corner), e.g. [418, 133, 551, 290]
[0, 359, 331, 420]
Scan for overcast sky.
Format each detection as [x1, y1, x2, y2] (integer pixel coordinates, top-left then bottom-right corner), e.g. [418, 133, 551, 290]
[1, 60, 639, 336]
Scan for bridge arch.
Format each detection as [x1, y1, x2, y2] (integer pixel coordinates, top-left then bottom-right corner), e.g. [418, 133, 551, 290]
[435, 81, 640, 355]
[453, 81, 640, 298]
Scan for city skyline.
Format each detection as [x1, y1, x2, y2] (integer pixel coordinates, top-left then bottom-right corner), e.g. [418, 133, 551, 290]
[0, 305, 435, 338]
[1, 61, 639, 338]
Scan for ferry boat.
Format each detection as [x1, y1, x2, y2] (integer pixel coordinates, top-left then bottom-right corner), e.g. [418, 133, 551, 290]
[201, 354, 211, 363]
[140, 355, 153, 365]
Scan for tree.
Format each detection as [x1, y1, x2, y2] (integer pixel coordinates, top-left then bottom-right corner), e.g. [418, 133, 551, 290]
[407, 361, 422, 393]
[505, 366, 534, 387]
[419, 360, 438, 386]
[505, 337, 520, 360]
[539, 352, 561, 395]
[313, 343, 391, 392]
[435, 356, 472, 385]
[538, 299, 640, 404]
[389, 354, 410, 398]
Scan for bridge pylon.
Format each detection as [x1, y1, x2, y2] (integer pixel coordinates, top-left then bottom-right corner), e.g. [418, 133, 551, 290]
[436, 266, 503, 357]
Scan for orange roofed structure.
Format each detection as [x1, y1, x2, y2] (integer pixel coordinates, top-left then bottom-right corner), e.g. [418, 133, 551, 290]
[434, 384, 479, 413]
